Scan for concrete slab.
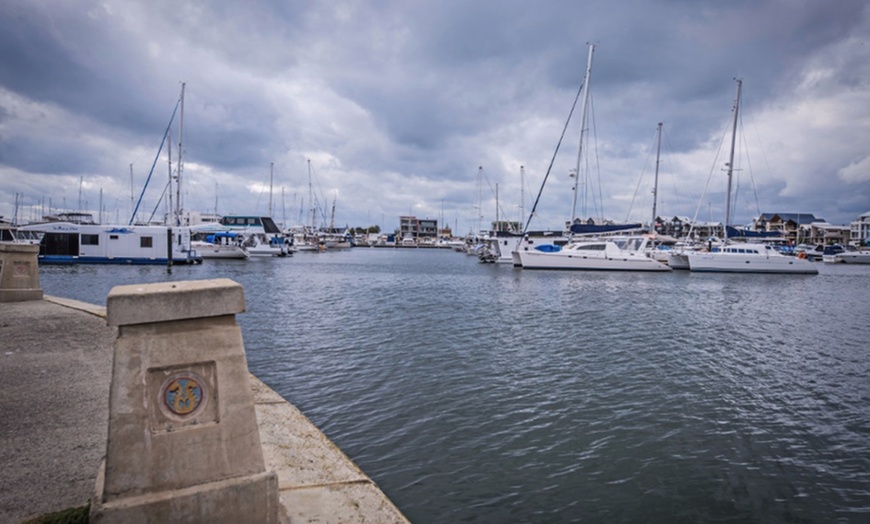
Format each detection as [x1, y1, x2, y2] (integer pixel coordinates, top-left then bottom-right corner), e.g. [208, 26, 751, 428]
[0, 300, 115, 523]
[0, 299, 409, 523]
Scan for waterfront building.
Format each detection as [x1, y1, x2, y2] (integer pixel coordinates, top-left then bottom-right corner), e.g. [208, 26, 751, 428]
[399, 216, 438, 242]
[653, 216, 723, 240]
[850, 211, 870, 246]
[805, 222, 850, 246]
[751, 213, 822, 243]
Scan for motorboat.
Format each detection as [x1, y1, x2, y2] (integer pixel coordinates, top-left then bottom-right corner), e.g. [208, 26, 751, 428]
[835, 248, 870, 264]
[191, 231, 249, 259]
[219, 215, 291, 256]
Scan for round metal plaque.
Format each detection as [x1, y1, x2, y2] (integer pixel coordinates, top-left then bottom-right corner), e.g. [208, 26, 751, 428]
[161, 372, 206, 417]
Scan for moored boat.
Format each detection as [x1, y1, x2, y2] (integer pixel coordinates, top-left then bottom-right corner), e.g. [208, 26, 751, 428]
[219, 215, 291, 256]
[191, 231, 249, 259]
[517, 235, 672, 272]
[835, 248, 870, 264]
[684, 79, 816, 276]
[18, 222, 201, 265]
[687, 243, 817, 274]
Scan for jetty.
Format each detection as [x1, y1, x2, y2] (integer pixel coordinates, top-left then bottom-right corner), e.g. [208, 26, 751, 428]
[0, 245, 407, 523]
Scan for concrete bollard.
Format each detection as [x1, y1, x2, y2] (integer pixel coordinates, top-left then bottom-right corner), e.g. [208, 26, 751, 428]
[91, 278, 278, 523]
[0, 243, 43, 302]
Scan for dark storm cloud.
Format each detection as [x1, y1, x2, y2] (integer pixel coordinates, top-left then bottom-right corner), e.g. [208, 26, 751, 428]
[1, 0, 869, 229]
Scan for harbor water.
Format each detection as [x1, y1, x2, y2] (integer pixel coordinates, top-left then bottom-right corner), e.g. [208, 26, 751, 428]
[38, 249, 870, 523]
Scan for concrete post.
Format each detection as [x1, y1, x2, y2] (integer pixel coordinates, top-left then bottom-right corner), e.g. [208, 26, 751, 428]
[91, 278, 278, 523]
[0, 243, 43, 302]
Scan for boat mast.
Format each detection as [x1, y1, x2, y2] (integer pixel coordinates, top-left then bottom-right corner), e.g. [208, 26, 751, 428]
[651, 122, 663, 232]
[476, 166, 483, 234]
[495, 183, 499, 232]
[724, 78, 742, 240]
[176, 82, 185, 226]
[129, 163, 134, 219]
[571, 43, 595, 225]
[519, 165, 525, 233]
[269, 162, 274, 217]
[307, 159, 314, 230]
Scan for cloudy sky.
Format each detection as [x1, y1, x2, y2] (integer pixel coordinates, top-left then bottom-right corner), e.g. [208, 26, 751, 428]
[2, 0, 869, 234]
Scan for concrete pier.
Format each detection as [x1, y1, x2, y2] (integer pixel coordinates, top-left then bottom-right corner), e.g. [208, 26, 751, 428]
[0, 296, 408, 523]
[0, 243, 43, 302]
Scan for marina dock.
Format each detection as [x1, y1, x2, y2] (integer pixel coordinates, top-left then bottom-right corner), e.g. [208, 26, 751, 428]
[0, 297, 407, 523]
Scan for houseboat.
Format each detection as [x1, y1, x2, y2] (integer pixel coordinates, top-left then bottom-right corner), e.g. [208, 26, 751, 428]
[18, 222, 201, 265]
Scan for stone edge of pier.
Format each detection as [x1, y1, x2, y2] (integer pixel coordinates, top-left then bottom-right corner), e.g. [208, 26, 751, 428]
[42, 295, 410, 523]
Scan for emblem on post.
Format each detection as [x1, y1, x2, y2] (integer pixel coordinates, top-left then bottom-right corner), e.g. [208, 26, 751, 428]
[161, 373, 206, 417]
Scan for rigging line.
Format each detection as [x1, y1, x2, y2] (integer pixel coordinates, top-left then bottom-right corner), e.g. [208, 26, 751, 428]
[522, 82, 585, 234]
[129, 95, 181, 225]
[589, 92, 605, 221]
[478, 167, 513, 230]
[309, 163, 330, 225]
[687, 117, 731, 238]
[147, 180, 172, 224]
[624, 125, 659, 224]
[661, 125, 680, 217]
[739, 107, 762, 217]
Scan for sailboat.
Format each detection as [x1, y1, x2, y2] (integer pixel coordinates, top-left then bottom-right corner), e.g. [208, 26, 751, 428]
[515, 44, 669, 272]
[686, 80, 817, 275]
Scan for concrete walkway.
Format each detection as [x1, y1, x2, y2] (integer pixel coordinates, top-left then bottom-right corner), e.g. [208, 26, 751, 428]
[0, 298, 408, 523]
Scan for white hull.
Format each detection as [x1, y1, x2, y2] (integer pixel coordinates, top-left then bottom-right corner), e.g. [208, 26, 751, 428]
[666, 252, 690, 270]
[517, 236, 672, 272]
[518, 250, 671, 271]
[837, 251, 870, 264]
[687, 249, 817, 274]
[191, 241, 248, 259]
[500, 232, 570, 265]
[247, 245, 287, 257]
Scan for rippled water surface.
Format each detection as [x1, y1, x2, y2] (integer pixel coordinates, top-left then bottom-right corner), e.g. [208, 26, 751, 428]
[39, 249, 870, 523]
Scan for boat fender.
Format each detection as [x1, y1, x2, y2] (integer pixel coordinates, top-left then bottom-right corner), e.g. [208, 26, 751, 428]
[797, 252, 807, 260]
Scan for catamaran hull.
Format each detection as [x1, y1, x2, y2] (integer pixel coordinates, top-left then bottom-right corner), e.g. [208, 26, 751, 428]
[687, 253, 818, 274]
[517, 251, 672, 271]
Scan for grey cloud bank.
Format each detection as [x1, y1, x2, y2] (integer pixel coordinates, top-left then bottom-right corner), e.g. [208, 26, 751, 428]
[2, 0, 869, 232]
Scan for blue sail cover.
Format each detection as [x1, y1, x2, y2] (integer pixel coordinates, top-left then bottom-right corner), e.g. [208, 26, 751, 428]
[569, 223, 642, 234]
[726, 226, 782, 238]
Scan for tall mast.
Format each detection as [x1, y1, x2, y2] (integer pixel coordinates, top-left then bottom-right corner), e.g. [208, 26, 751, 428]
[495, 183, 499, 232]
[167, 128, 173, 224]
[269, 162, 274, 217]
[724, 78, 742, 240]
[129, 163, 134, 218]
[476, 166, 483, 234]
[176, 82, 185, 226]
[651, 122, 663, 231]
[307, 159, 314, 229]
[571, 43, 595, 225]
[519, 165, 525, 233]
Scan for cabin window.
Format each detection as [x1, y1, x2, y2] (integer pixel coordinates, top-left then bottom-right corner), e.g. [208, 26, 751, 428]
[81, 234, 99, 245]
[140, 236, 153, 248]
[110, 235, 119, 240]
